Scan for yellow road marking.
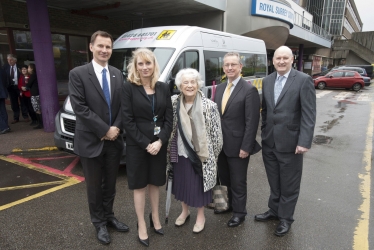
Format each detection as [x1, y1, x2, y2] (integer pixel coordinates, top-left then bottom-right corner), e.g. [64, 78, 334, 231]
[0, 181, 66, 191]
[0, 178, 80, 211]
[12, 147, 58, 152]
[353, 102, 373, 250]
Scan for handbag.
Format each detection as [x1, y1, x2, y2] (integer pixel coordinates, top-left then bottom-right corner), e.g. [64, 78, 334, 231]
[207, 178, 229, 211]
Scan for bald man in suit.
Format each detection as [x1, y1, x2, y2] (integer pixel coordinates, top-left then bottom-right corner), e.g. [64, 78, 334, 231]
[255, 46, 316, 236]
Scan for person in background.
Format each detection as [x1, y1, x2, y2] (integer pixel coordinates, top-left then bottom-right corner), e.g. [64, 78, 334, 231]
[19, 65, 37, 126]
[0, 65, 10, 135]
[69, 30, 129, 245]
[167, 68, 223, 233]
[255, 46, 316, 236]
[214, 52, 261, 227]
[122, 48, 172, 247]
[25, 63, 43, 129]
[3, 54, 29, 123]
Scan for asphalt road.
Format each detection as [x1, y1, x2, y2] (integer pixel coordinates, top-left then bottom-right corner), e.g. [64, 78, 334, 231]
[0, 84, 373, 249]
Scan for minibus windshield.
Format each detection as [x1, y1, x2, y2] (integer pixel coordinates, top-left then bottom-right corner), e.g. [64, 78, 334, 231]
[110, 47, 175, 77]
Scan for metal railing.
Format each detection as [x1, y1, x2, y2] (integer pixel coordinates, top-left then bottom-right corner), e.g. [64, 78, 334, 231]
[293, 12, 332, 41]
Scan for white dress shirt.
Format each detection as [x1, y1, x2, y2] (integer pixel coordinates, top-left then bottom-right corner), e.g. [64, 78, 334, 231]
[92, 60, 111, 95]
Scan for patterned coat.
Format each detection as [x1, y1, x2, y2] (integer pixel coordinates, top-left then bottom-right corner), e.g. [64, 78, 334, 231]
[166, 91, 223, 192]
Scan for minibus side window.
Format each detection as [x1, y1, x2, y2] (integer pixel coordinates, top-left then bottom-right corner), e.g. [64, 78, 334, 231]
[241, 53, 267, 78]
[204, 50, 226, 86]
[171, 51, 199, 78]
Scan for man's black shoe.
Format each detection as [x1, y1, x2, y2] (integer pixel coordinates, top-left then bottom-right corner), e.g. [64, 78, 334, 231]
[0, 128, 10, 134]
[107, 218, 129, 232]
[274, 221, 291, 236]
[227, 216, 245, 227]
[214, 207, 233, 214]
[96, 226, 110, 245]
[254, 211, 278, 221]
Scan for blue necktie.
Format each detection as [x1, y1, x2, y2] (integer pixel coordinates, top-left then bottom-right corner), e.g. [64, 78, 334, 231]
[102, 68, 111, 125]
[274, 75, 284, 104]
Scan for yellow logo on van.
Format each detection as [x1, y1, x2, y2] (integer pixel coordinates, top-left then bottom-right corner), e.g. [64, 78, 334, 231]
[157, 30, 176, 40]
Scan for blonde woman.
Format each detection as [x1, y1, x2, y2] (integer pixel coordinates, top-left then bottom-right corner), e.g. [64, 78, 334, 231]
[122, 48, 172, 247]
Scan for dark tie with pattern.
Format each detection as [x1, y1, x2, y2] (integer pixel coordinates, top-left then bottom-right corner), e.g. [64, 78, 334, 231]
[102, 68, 111, 125]
[10, 66, 14, 82]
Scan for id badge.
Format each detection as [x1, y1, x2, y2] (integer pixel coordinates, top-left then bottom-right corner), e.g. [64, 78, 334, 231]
[154, 126, 161, 135]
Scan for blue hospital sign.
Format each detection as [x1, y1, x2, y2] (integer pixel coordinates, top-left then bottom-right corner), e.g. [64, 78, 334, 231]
[251, 0, 294, 28]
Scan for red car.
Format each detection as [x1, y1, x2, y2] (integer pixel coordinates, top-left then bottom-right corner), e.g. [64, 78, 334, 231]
[314, 70, 365, 91]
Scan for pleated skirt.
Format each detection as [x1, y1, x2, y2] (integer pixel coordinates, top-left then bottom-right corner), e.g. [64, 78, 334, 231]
[172, 156, 212, 208]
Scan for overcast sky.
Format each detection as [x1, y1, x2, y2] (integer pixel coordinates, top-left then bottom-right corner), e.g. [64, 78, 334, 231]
[353, 0, 374, 31]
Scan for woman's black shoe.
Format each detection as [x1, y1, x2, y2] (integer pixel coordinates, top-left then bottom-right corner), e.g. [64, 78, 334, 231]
[137, 222, 150, 247]
[149, 213, 164, 235]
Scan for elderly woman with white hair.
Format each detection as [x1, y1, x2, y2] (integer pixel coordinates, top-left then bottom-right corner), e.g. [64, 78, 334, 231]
[167, 68, 223, 233]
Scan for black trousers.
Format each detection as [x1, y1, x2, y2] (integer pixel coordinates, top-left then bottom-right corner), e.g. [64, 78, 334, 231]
[80, 141, 122, 228]
[262, 144, 303, 224]
[218, 151, 250, 218]
[7, 85, 28, 120]
[21, 96, 37, 121]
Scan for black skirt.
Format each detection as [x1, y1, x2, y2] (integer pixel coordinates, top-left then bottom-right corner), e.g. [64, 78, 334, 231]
[126, 143, 167, 190]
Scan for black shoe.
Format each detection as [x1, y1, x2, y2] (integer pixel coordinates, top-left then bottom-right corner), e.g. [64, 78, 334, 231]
[30, 120, 38, 126]
[274, 221, 291, 236]
[0, 127, 10, 135]
[149, 213, 164, 235]
[137, 222, 149, 247]
[96, 226, 110, 245]
[107, 218, 129, 232]
[214, 207, 233, 214]
[11, 120, 19, 124]
[254, 211, 278, 222]
[227, 216, 245, 227]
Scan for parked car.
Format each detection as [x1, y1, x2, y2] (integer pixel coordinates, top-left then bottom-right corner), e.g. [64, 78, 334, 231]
[313, 66, 370, 86]
[340, 65, 373, 78]
[314, 70, 364, 91]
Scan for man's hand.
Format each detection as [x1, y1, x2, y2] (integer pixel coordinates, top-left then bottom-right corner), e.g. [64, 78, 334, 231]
[103, 126, 120, 141]
[239, 149, 249, 159]
[147, 139, 162, 155]
[295, 146, 308, 154]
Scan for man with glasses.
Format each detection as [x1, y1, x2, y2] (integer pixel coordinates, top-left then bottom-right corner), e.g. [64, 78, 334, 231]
[214, 52, 261, 227]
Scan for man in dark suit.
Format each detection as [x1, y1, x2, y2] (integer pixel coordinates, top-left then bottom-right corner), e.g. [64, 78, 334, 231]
[3, 54, 29, 123]
[255, 46, 316, 236]
[0, 66, 10, 134]
[69, 30, 129, 245]
[214, 52, 261, 227]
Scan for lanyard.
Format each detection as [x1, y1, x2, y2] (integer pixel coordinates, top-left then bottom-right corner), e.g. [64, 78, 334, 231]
[147, 94, 157, 123]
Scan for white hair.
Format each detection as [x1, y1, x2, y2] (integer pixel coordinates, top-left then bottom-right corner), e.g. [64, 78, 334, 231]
[174, 68, 204, 90]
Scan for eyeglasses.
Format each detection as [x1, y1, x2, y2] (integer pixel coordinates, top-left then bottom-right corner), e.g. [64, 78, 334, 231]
[223, 63, 239, 68]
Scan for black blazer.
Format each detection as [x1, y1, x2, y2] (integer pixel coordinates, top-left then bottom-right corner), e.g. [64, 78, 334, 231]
[122, 81, 173, 149]
[215, 78, 261, 157]
[68, 62, 124, 158]
[26, 73, 39, 96]
[3, 64, 21, 88]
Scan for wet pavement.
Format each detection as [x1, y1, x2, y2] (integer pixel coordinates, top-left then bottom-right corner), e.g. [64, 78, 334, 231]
[1, 82, 374, 249]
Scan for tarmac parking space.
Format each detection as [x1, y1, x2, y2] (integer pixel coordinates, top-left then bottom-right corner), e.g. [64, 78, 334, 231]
[0, 150, 83, 211]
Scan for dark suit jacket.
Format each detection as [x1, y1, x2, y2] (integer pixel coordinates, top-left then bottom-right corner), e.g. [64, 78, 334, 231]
[0, 68, 8, 99]
[3, 64, 21, 88]
[261, 68, 316, 152]
[215, 78, 261, 157]
[122, 81, 172, 149]
[68, 62, 124, 158]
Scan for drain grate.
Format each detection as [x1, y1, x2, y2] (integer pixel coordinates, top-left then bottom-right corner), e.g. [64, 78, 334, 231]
[313, 135, 333, 145]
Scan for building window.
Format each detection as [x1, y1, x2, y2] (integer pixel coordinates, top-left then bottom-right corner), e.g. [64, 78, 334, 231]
[69, 36, 89, 68]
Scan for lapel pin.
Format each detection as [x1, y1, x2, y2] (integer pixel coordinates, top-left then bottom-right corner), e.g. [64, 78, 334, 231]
[113, 75, 115, 77]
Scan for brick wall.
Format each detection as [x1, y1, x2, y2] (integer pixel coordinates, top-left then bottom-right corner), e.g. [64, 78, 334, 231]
[0, 0, 131, 37]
